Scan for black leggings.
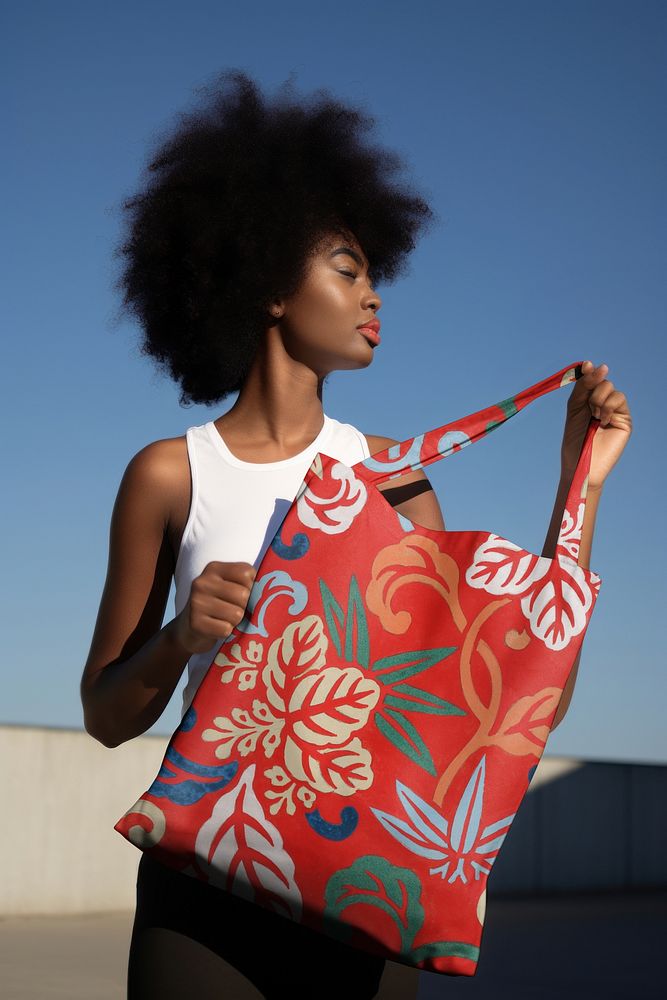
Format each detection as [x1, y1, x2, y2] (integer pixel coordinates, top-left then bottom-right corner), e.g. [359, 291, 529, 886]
[127, 851, 386, 998]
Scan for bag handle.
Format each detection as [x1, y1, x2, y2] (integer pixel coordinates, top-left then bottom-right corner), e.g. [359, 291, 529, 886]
[351, 361, 601, 554]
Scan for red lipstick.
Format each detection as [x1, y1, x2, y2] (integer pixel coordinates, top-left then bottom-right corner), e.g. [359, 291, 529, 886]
[357, 318, 381, 345]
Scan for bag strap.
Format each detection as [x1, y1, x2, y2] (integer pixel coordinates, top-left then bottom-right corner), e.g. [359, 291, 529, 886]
[351, 361, 600, 552]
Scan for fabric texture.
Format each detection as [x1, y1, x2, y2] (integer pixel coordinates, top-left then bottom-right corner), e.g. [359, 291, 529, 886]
[174, 416, 371, 717]
[116, 360, 602, 978]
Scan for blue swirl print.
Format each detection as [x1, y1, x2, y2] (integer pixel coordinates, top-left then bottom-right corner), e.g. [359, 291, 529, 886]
[271, 525, 310, 560]
[180, 706, 197, 732]
[436, 429, 471, 458]
[396, 511, 415, 532]
[165, 746, 236, 778]
[305, 806, 359, 841]
[362, 434, 425, 478]
[147, 753, 239, 806]
[147, 771, 237, 806]
[231, 570, 308, 638]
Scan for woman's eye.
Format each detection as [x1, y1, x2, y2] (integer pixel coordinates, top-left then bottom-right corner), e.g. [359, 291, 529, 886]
[339, 270, 356, 279]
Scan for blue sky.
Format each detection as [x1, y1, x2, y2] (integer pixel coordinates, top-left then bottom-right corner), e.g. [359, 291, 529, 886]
[3, 0, 665, 764]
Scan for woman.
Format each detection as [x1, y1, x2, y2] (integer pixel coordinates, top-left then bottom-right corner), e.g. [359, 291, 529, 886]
[80, 70, 631, 998]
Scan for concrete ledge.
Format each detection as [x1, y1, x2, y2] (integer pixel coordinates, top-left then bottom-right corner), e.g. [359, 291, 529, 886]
[1, 725, 166, 914]
[1, 724, 665, 915]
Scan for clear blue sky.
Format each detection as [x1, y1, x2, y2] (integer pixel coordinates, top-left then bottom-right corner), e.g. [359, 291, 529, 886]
[3, 0, 665, 764]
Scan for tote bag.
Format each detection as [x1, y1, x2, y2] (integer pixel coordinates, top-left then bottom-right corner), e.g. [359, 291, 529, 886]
[115, 360, 602, 977]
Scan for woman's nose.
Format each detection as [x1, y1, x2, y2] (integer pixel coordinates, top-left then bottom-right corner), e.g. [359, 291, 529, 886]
[362, 283, 381, 311]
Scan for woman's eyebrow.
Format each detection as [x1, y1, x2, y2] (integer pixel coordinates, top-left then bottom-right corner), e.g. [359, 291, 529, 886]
[329, 246, 369, 270]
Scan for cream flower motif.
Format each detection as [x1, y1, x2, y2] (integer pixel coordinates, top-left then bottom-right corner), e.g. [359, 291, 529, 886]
[238, 669, 256, 691]
[214, 638, 264, 689]
[263, 765, 318, 816]
[264, 618, 381, 797]
[265, 765, 291, 786]
[201, 702, 283, 759]
[297, 786, 316, 808]
[284, 734, 374, 795]
[202, 614, 381, 813]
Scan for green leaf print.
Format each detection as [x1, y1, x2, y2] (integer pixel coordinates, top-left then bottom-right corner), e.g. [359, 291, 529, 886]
[384, 682, 467, 717]
[319, 575, 370, 669]
[371, 647, 458, 685]
[323, 855, 424, 957]
[486, 394, 518, 433]
[411, 940, 480, 965]
[319, 579, 346, 657]
[375, 708, 437, 776]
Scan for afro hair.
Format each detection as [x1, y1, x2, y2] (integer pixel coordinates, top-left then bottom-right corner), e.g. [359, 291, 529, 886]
[111, 69, 437, 406]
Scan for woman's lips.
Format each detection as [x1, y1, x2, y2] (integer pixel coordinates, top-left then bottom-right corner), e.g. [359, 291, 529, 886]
[358, 326, 381, 346]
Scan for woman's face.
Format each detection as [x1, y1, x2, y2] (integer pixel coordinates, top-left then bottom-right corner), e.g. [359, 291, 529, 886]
[270, 231, 382, 377]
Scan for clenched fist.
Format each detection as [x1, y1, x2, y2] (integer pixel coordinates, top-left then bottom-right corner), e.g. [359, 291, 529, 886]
[172, 561, 257, 655]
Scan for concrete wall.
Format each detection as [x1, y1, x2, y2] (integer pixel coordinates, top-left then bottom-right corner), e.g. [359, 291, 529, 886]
[1, 724, 665, 915]
[489, 756, 667, 893]
[1, 725, 165, 916]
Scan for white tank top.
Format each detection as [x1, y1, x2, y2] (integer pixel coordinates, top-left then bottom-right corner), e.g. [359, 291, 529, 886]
[173, 415, 371, 718]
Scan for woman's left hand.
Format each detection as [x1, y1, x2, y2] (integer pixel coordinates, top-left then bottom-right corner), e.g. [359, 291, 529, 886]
[561, 360, 633, 491]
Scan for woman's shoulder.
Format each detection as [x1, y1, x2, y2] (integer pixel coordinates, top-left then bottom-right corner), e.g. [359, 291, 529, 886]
[363, 432, 398, 453]
[120, 434, 191, 565]
[119, 434, 189, 516]
[125, 433, 189, 483]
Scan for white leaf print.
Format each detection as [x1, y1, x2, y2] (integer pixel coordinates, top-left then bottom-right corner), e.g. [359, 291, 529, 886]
[195, 764, 302, 921]
[521, 554, 594, 651]
[557, 501, 585, 561]
[466, 534, 550, 595]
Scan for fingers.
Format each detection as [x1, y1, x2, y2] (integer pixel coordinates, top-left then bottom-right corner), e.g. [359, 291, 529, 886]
[589, 374, 616, 416]
[580, 360, 628, 426]
[581, 359, 608, 381]
[592, 389, 628, 426]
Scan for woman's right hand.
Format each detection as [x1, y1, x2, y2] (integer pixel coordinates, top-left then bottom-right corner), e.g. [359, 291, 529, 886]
[171, 561, 257, 655]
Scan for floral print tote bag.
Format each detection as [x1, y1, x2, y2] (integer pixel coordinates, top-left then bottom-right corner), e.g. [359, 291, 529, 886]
[115, 360, 602, 977]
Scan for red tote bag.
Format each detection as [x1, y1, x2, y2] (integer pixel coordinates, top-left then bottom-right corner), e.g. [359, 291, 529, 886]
[115, 360, 602, 977]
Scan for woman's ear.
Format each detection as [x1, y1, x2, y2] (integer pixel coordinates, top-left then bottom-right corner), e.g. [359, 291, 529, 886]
[266, 300, 284, 321]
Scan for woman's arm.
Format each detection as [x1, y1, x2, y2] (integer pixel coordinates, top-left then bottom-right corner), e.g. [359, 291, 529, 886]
[545, 359, 631, 729]
[80, 442, 192, 748]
